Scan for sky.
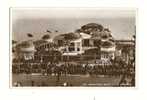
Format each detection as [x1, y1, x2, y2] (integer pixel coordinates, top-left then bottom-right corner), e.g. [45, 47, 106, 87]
[11, 8, 136, 42]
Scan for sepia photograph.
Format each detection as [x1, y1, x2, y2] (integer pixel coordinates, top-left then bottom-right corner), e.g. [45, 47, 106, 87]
[10, 8, 136, 87]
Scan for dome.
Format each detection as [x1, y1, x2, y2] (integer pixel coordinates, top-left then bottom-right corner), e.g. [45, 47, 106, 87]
[42, 34, 51, 40]
[65, 32, 81, 40]
[54, 32, 81, 41]
[101, 41, 114, 48]
[16, 40, 35, 52]
[81, 23, 104, 32]
[33, 40, 48, 48]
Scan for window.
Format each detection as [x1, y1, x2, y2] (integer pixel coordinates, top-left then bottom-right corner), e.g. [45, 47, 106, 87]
[83, 39, 89, 46]
[70, 43, 74, 46]
[77, 48, 80, 51]
[69, 42, 75, 52]
[77, 42, 81, 47]
[58, 40, 63, 46]
[68, 47, 75, 51]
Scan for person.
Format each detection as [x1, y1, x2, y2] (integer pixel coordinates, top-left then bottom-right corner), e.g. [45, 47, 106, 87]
[13, 81, 22, 87]
[31, 80, 35, 86]
[55, 65, 62, 86]
[131, 77, 135, 86]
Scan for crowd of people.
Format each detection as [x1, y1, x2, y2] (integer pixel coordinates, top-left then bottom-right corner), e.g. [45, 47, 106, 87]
[13, 62, 135, 87]
[12, 56, 135, 86]
[12, 61, 134, 77]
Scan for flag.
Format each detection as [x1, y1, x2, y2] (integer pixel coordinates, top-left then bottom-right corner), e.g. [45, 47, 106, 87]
[46, 30, 51, 33]
[27, 33, 33, 37]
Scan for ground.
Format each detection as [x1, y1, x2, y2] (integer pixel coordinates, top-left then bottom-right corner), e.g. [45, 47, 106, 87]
[12, 74, 123, 87]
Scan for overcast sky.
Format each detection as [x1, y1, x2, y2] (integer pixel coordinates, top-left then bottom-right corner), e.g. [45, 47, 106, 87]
[11, 8, 136, 42]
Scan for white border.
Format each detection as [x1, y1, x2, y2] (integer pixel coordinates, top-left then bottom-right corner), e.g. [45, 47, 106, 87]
[0, 0, 147, 100]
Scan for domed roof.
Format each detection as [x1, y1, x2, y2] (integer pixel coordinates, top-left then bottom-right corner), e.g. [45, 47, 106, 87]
[54, 32, 81, 41]
[65, 32, 81, 40]
[81, 23, 104, 32]
[34, 40, 47, 47]
[16, 41, 34, 48]
[101, 41, 114, 48]
[16, 40, 35, 52]
[42, 34, 51, 40]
